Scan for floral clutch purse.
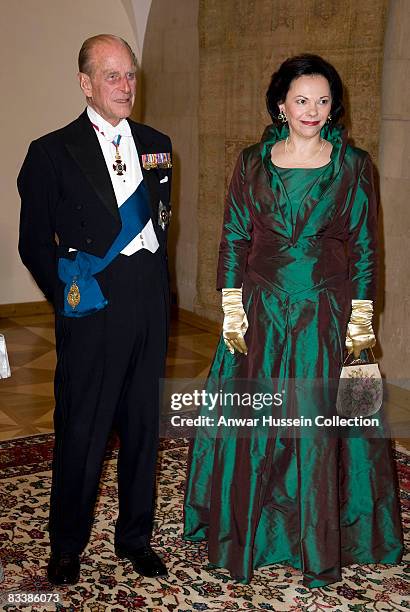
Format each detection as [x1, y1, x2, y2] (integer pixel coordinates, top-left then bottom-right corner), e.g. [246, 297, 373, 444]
[0, 333, 11, 379]
[336, 349, 383, 418]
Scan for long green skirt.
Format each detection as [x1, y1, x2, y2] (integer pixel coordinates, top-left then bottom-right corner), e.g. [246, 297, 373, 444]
[183, 283, 404, 587]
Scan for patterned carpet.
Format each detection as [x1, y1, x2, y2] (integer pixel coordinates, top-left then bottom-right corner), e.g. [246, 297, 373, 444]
[0, 435, 408, 612]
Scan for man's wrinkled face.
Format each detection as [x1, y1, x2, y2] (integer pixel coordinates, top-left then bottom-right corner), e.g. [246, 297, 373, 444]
[78, 40, 137, 126]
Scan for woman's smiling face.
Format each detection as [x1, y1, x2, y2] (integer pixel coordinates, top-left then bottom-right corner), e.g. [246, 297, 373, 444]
[279, 74, 332, 139]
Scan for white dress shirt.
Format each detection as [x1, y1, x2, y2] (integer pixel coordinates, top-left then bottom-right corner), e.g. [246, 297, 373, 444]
[86, 106, 159, 256]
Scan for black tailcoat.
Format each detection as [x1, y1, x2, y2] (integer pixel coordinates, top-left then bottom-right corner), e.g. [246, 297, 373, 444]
[17, 110, 172, 553]
[18, 109, 172, 304]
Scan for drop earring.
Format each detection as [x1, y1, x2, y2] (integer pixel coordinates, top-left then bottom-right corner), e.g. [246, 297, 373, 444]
[278, 109, 287, 123]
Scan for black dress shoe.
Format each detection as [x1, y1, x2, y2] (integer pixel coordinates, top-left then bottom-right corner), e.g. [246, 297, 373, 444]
[47, 553, 80, 585]
[115, 545, 167, 577]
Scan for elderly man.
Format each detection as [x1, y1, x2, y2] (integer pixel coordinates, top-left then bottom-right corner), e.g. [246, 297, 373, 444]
[18, 34, 172, 584]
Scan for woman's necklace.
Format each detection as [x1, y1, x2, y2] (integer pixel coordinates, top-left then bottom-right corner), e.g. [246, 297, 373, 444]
[284, 137, 327, 166]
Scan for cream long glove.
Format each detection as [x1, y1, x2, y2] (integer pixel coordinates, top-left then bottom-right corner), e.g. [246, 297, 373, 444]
[222, 288, 248, 355]
[345, 299, 376, 359]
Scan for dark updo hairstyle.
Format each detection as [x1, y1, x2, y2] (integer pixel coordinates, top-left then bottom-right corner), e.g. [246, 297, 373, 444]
[266, 54, 344, 126]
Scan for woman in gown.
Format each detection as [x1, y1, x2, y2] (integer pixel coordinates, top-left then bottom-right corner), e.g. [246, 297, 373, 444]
[183, 54, 403, 588]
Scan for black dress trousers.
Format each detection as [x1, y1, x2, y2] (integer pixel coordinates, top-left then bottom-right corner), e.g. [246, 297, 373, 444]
[49, 248, 168, 554]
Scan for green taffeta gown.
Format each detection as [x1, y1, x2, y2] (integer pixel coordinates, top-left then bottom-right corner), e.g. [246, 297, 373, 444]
[183, 124, 404, 588]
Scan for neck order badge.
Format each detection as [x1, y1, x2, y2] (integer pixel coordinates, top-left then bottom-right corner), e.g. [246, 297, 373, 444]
[111, 134, 126, 176]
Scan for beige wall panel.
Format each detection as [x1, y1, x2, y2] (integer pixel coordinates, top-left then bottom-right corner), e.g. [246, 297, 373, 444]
[142, 0, 199, 311]
[379, 121, 410, 180]
[378, 0, 410, 381]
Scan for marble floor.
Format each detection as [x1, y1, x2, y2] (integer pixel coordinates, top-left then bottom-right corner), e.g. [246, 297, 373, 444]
[0, 313, 218, 441]
[0, 313, 409, 449]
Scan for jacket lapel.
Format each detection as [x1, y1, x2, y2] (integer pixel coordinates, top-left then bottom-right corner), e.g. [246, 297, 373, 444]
[292, 125, 347, 242]
[64, 111, 119, 222]
[260, 123, 347, 242]
[260, 124, 293, 239]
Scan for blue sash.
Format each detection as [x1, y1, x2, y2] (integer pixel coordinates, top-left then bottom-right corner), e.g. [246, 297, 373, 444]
[58, 182, 151, 317]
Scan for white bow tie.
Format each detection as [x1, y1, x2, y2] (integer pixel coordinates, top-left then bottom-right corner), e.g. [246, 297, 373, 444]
[87, 106, 132, 140]
[101, 122, 131, 141]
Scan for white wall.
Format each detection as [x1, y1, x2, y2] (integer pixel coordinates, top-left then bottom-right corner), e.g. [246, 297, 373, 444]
[0, 0, 150, 304]
[127, 0, 152, 60]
